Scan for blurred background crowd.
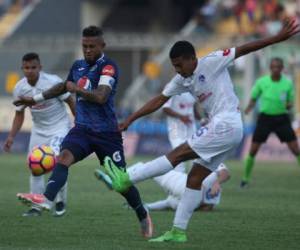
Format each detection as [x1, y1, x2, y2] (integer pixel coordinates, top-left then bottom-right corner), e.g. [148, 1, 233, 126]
[0, 0, 299, 159]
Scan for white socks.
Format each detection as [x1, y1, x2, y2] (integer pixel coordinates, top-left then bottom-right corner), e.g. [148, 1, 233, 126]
[146, 199, 170, 211]
[30, 175, 45, 194]
[55, 183, 68, 204]
[173, 187, 202, 230]
[127, 156, 173, 184]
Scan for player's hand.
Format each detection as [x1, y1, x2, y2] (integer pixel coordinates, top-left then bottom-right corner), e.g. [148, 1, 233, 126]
[13, 96, 36, 107]
[118, 120, 131, 132]
[275, 18, 300, 42]
[66, 81, 79, 93]
[180, 115, 192, 124]
[3, 136, 13, 152]
[209, 182, 221, 197]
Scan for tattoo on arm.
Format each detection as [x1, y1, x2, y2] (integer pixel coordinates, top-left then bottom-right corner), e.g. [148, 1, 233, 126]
[77, 85, 111, 104]
[43, 82, 66, 99]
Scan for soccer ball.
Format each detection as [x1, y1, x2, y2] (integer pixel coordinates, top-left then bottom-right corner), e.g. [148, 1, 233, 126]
[28, 145, 56, 176]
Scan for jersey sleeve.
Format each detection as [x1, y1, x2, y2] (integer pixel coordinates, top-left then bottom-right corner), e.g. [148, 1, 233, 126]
[162, 96, 173, 109]
[66, 62, 76, 82]
[13, 84, 25, 112]
[250, 79, 262, 100]
[162, 75, 187, 97]
[205, 47, 236, 73]
[98, 63, 117, 89]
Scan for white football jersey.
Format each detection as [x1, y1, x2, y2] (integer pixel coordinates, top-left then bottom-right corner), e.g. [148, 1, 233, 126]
[13, 72, 71, 136]
[162, 93, 196, 144]
[162, 48, 240, 118]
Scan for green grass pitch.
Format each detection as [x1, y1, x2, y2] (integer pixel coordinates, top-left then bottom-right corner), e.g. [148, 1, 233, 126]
[0, 154, 299, 250]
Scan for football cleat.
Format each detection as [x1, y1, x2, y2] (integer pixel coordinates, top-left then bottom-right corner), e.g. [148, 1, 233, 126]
[240, 180, 249, 188]
[140, 213, 154, 238]
[54, 201, 66, 217]
[22, 208, 41, 217]
[149, 227, 187, 243]
[17, 193, 52, 211]
[94, 169, 113, 190]
[103, 156, 132, 193]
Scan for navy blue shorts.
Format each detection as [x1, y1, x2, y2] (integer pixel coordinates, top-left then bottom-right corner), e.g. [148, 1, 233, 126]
[61, 125, 126, 168]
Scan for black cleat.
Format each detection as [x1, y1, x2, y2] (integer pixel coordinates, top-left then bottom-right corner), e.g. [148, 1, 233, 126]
[54, 202, 66, 217]
[240, 180, 249, 188]
[22, 208, 41, 217]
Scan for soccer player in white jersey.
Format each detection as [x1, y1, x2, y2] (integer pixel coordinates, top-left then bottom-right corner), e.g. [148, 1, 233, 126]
[103, 19, 299, 242]
[3, 53, 75, 217]
[145, 163, 229, 211]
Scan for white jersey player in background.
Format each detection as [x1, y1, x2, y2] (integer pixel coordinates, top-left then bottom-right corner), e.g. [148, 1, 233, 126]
[135, 162, 230, 211]
[103, 19, 299, 242]
[3, 53, 75, 217]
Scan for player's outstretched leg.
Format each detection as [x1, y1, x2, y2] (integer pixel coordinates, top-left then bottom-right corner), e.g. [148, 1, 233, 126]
[149, 227, 187, 243]
[103, 156, 132, 192]
[94, 169, 113, 190]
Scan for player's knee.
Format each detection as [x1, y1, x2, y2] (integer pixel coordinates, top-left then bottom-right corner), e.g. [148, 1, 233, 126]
[56, 150, 74, 166]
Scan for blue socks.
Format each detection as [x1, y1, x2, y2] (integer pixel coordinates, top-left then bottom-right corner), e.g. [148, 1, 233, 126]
[44, 163, 68, 201]
[121, 185, 147, 221]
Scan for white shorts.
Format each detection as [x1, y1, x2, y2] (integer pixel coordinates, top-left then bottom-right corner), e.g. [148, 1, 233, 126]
[188, 112, 243, 171]
[29, 127, 70, 155]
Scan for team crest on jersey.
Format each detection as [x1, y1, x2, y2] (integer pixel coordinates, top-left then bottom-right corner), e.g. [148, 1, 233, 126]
[102, 65, 115, 77]
[77, 76, 91, 90]
[198, 74, 206, 83]
[223, 49, 231, 56]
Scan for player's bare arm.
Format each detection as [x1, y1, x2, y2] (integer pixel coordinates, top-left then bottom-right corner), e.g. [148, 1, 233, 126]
[163, 107, 192, 124]
[3, 111, 25, 152]
[244, 99, 256, 114]
[64, 95, 76, 117]
[66, 81, 111, 104]
[13, 82, 67, 107]
[119, 94, 170, 131]
[235, 18, 299, 59]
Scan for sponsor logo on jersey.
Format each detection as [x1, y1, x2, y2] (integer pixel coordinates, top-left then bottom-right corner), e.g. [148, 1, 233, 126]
[112, 151, 122, 162]
[31, 103, 48, 110]
[102, 65, 115, 77]
[77, 76, 91, 90]
[78, 67, 85, 71]
[223, 49, 231, 56]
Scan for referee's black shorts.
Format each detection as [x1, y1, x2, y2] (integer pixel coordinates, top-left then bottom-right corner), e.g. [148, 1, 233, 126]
[252, 113, 297, 143]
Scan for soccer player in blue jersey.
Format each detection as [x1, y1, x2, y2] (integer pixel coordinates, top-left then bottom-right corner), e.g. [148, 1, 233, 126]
[14, 26, 153, 238]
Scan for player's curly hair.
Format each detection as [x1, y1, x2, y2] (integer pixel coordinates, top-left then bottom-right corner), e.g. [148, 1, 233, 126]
[82, 26, 103, 37]
[169, 41, 196, 59]
[22, 52, 40, 62]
